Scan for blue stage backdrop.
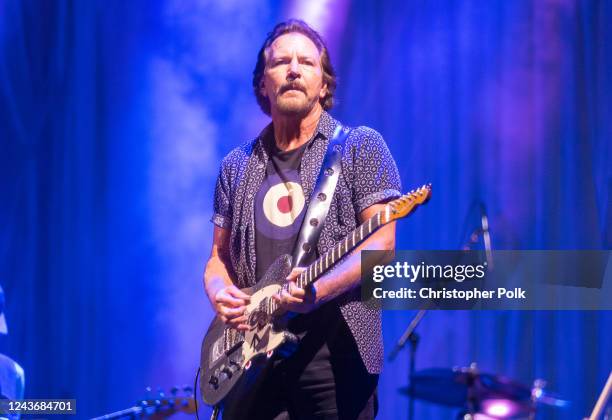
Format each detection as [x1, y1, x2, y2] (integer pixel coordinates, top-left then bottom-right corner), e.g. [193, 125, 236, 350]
[0, 1, 610, 418]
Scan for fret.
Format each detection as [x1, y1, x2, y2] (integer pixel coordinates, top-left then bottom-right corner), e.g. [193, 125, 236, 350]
[368, 217, 372, 234]
[325, 252, 329, 268]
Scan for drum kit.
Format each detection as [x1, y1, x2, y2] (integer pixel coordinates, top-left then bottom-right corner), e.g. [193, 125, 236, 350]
[398, 363, 569, 419]
[389, 307, 570, 419]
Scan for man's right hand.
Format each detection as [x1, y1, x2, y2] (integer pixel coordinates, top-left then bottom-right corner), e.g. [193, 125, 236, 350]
[213, 285, 251, 331]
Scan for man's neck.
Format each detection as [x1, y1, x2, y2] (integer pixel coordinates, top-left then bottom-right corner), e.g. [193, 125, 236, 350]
[271, 104, 323, 151]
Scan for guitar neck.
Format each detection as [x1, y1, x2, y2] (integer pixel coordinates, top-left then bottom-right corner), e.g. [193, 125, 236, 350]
[91, 406, 143, 420]
[295, 210, 385, 289]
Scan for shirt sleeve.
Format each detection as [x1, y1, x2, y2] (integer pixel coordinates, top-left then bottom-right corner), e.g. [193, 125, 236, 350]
[350, 127, 402, 214]
[211, 160, 233, 229]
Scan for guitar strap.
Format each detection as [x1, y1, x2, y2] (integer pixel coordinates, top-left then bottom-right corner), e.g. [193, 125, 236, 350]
[291, 125, 351, 268]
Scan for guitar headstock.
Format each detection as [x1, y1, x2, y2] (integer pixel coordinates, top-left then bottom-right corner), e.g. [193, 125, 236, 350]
[382, 184, 432, 223]
[141, 386, 197, 419]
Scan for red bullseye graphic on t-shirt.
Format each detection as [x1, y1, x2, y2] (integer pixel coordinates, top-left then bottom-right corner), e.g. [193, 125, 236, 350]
[255, 171, 306, 239]
[262, 182, 305, 227]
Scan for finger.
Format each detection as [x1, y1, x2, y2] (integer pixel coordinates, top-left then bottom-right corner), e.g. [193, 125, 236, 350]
[216, 293, 247, 307]
[227, 287, 251, 301]
[227, 315, 247, 325]
[280, 289, 303, 305]
[288, 282, 305, 298]
[219, 305, 246, 318]
[227, 316, 248, 330]
[286, 267, 306, 281]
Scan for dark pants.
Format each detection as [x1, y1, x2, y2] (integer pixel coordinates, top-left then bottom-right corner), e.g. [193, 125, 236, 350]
[222, 307, 378, 420]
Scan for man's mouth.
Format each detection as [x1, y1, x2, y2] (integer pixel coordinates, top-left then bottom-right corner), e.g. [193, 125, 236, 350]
[281, 85, 305, 94]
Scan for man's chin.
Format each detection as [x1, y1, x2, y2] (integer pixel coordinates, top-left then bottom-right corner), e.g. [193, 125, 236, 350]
[275, 99, 315, 117]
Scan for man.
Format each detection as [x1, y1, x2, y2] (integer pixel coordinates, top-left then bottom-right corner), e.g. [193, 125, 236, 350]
[204, 19, 401, 419]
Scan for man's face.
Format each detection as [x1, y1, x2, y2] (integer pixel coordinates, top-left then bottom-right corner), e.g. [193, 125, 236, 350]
[260, 32, 327, 117]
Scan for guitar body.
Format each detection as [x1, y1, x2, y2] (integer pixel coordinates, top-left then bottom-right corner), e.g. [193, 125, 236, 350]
[200, 254, 299, 406]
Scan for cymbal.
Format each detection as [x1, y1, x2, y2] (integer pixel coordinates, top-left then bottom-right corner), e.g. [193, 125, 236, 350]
[399, 367, 532, 416]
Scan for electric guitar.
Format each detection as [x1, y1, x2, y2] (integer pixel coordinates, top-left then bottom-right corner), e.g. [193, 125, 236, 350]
[91, 386, 196, 419]
[199, 185, 432, 406]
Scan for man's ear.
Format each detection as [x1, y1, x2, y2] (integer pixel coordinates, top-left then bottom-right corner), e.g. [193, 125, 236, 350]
[319, 83, 328, 99]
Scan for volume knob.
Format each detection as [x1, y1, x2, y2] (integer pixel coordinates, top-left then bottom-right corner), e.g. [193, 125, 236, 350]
[221, 367, 233, 379]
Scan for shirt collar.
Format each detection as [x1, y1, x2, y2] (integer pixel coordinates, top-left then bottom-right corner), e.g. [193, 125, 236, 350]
[314, 110, 337, 141]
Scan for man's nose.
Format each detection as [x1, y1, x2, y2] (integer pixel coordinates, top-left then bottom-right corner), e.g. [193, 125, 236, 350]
[287, 57, 301, 79]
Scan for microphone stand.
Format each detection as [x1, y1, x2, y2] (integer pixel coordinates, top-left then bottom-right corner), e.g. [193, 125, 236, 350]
[388, 309, 427, 420]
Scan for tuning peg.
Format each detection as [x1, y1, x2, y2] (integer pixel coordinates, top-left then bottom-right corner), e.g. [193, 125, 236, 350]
[183, 385, 193, 395]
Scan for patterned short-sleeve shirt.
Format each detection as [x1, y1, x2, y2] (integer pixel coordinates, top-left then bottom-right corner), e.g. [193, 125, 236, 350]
[211, 111, 401, 374]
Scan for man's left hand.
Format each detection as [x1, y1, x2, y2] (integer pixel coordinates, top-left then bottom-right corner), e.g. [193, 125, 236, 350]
[273, 267, 319, 314]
